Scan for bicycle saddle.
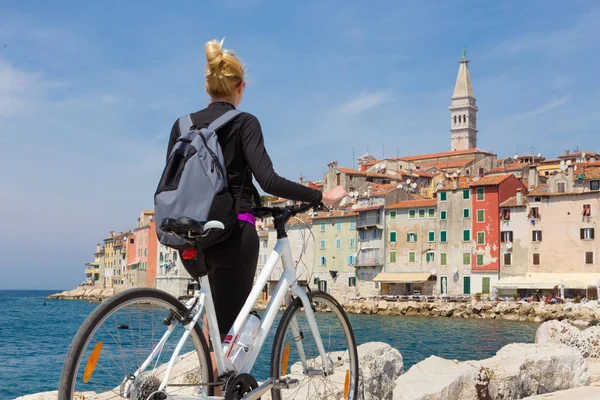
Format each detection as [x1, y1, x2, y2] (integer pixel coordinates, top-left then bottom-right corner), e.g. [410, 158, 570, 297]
[161, 217, 225, 236]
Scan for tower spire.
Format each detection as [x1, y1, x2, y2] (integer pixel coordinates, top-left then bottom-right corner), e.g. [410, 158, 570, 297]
[449, 49, 478, 151]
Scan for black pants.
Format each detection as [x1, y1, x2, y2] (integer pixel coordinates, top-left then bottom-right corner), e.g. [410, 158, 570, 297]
[182, 221, 259, 335]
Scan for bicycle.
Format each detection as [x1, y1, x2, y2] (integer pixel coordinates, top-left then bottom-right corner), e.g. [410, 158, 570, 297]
[59, 202, 359, 400]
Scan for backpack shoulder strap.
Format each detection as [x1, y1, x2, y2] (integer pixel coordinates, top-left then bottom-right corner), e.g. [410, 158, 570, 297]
[206, 109, 241, 132]
[178, 114, 194, 135]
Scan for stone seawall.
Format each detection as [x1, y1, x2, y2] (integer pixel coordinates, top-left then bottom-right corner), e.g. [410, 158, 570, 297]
[343, 299, 600, 326]
[48, 286, 120, 302]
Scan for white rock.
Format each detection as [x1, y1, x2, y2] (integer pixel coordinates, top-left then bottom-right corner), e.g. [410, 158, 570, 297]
[470, 343, 590, 399]
[392, 356, 478, 400]
[536, 320, 600, 358]
[521, 386, 600, 399]
[358, 342, 404, 400]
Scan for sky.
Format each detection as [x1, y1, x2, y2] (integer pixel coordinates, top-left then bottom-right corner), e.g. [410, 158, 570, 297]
[1, 0, 599, 290]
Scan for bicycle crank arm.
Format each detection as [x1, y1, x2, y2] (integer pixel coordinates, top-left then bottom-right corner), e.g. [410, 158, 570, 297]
[241, 378, 274, 400]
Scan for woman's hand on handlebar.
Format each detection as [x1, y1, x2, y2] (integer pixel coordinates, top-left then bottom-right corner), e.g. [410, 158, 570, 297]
[322, 185, 348, 206]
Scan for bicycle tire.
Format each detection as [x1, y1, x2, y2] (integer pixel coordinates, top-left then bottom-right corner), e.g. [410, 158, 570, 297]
[270, 290, 359, 400]
[58, 288, 214, 399]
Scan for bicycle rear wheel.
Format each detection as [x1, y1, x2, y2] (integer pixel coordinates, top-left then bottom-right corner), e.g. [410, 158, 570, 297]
[58, 288, 213, 400]
[270, 291, 359, 400]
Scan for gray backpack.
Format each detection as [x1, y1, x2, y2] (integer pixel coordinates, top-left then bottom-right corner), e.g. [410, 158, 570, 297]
[154, 110, 242, 248]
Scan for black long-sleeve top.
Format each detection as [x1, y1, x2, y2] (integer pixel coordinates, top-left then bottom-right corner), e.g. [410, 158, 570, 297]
[167, 102, 322, 213]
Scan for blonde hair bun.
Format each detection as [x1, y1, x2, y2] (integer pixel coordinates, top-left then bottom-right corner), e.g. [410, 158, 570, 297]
[205, 38, 244, 98]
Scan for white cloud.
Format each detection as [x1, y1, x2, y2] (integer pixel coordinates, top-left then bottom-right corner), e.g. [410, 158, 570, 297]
[335, 91, 392, 116]
[516, 95, 572, 119]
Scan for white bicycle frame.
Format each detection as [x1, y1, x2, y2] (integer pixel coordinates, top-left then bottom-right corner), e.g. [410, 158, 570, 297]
[132, 232, 330, 400]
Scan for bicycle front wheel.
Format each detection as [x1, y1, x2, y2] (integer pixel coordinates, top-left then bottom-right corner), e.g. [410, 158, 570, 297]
[270, 291, 359, 400]
[58, 288, 213, 400]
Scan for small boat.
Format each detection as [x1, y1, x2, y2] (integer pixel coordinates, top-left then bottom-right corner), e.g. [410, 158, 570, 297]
[117, 324, 129, 330]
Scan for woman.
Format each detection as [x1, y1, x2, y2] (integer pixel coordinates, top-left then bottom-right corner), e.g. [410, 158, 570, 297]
[166, 39, 347, 338]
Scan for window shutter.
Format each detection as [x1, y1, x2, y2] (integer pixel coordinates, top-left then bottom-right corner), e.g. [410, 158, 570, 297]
[406, 233, 410, 242]
[592, 229, 596, 240]
[581, 229, 585, 240]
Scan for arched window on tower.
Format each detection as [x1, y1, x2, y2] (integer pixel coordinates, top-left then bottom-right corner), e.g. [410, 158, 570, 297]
[454, 115, 457, 124]
[463, 114, 466, 124]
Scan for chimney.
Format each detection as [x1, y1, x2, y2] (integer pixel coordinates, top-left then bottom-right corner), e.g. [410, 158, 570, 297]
[452, 179, 458, 190]
[341, 210, 346, 216]
[367, 186, 372, 197]
[527, 165, 538, 189]
[567, 164, 574, 176]
[96, 243, 100, 252]
[564, 150, 570, 156]
[299, 176, 304, 185]
[516, 188, 523, 206]
[591, 157, 596, 163]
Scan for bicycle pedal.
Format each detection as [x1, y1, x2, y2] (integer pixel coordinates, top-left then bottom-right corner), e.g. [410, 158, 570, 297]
[275, 377, 299, 390]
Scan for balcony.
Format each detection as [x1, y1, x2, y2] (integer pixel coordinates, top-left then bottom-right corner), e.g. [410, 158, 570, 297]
[85, 268, 99, 275]
[357, 215, 383, 229]
[354, 256, 384, 267]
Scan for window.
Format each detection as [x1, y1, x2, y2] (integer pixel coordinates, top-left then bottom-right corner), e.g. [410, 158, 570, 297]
[581, 228, 595, 240]
[482, 277, 490, 294]
[173, 252, 177, 261]
[138, 249, 141, 257]
[320, 240, 326, 249]
[478, 168, 485, 176]
[440, 210, 447, 220]
[390, 211, 397, 220]
[440, 191, 447, 201]
[440, 253, 447, 265]
[463, 209, 470, 218]
[428, 208, 435, 218]
[533, 253, 540, 265]
[476, 254, 484, 266]
[504, 253, 512, 266]
[129, 238, 134, 245]
[350, 220, 356, 230]
[418, 209, 426, 219]
[350, 238, 356, 248]
[440, 231, 447, 243]
[336, 238, 342, 249]
[389, 231, 397, 243]
[463, 230, 471, 242]
[502, 209, 511, 221]
[477, 209, 485, 222]
[428, 231, 435, 242]
[557, 181, 566, 193]
[320, 222, 326, 232]
[585, 252, 594, 265]
[476, 188, 485, 201]
[409, 209, 416, 219]
[390, 251, 397, 263]
[501, 231, 513, 243]
[591, 180, 600, 191]
[262, 241, 268, 248]
[463, 252, 471, 265]
[583, 204, 591, 217]
[348, 256, 355, 266]
[336, 221, 342, 230]
[477, 231, 485, 244]
[532, 230, 542, 242]
[463, 189, 470, 200]
[348, 276, 356, 286]
[463, 276, 471, 295]
[159, 252, 164, 262]
[409, 251, 416, 263]
[320, 256, 326, 266]
[426, 252, 435, 262]
[528, 207, 541, 219]
[407, 232, 417, 242]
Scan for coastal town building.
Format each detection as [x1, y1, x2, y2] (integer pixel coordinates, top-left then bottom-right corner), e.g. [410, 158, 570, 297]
[112, 232, 128, 287]
[156, 242, 191, 298]
[311, 209, 359, 302]
[379, 199, 438, 296]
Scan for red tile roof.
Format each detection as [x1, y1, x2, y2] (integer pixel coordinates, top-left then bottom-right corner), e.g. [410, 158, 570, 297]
[578, 165, 600, 180]
[311, 209, 358, 220]
[558, 151, 599, 159]
[396, 148, 494, 162]
[419, 159, 474, 171]
[439, 174, 515, 191]
[499, 196, 529, 208]
[486, 163, 531, 174]
[337, 167, 395, 180]
[386, 199, 437, 210]
[353, 205, 384, 212]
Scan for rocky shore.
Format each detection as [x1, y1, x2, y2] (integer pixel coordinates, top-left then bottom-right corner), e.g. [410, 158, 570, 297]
[17, 321, 600, 399]
[343, 299, 600, 326]
[47, 286, 119, 302]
